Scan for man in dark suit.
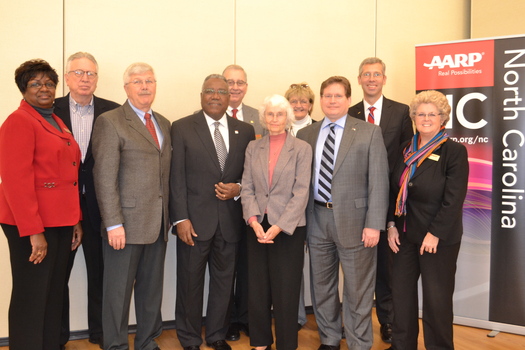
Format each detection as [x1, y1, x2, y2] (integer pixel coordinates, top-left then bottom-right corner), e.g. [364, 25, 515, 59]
[92, 62, 171, 350]
[297, 76, 389, 350]
[222, 64, 262, 341]
[171, 74, 255, 350]
[348, 57, 413, 344]
[54, 52, 119, 349]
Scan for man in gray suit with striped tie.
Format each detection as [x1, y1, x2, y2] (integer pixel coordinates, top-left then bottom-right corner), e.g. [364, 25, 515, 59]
[297, 76, 389, 350]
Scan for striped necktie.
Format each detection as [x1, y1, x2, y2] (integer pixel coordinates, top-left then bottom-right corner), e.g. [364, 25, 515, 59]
[368, 106, 376, 124]
[318, 123, 336, 202]
[214, 121, 228, 171]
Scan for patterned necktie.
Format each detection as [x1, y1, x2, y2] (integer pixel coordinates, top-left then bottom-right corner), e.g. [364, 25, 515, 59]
[144, 113, 160, 147]
[318, 123, 336, 202]
[368, 106, 376, 124]
[214, 121, 228, 171]
[232, 108, 238, 119]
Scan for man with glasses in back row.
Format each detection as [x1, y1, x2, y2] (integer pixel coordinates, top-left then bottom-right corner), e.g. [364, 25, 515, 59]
[171, 74, 255, 350]
[348, 57, 413, 344]
[54, 52, 120, 349]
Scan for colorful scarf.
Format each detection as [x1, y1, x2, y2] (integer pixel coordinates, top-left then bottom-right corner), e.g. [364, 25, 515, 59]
[395, 127, 449, 217]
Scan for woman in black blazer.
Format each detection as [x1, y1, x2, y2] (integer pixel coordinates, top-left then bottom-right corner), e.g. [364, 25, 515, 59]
[386, 90, 469, 350]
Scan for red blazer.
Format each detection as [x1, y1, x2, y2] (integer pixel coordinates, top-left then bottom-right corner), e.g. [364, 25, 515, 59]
[0, 100, 81, 236]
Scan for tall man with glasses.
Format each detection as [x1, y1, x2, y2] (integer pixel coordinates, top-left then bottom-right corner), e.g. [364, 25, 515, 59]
[222, 64, 263, 342]
[54, 52, 120, 349]
[222, 64, 263, 138]
[92, 62, 171, 350]
[297, 76, 388, 350]
[348, 57, 413, 344]
[171, 74, 254, 350]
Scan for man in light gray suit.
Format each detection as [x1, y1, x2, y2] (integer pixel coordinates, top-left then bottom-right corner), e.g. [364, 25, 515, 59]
[92, 62, 171, 350]
[297, 76, 388, 350]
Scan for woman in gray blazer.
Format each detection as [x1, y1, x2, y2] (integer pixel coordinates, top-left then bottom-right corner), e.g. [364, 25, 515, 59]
[241, 95, 312, 350]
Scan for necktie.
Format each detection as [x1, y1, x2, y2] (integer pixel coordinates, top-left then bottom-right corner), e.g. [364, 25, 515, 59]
[368, 106, 376, 124]
[318, 123, 336, 202]
[144, 113, 160, 147]
[232, 108, 238, 119]
[214, 122, 228, 171]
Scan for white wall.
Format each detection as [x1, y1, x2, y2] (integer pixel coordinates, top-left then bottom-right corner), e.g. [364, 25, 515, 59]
[0, 0, 472, 338]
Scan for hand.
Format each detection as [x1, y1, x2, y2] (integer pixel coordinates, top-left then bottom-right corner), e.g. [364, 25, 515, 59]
[362, 227, 380, 247]
[108, 226, 126, 250]
[260, 225, 281, 244]
[250, 221, 266, 241]
[215, 182, 241, 200]
[176, 220, 197, 246]
[420, 232, 439, 255]
[71, 222, 83, 251]
[387, 226, 401, 253]
[29, 233, 47, 264]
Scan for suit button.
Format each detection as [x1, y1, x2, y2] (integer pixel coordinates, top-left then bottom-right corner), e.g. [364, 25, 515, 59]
[408, 182, 413, 187]
[73, 162, 77, 166]
[73, 182, 77, 186]
[67, 142, 71, 146]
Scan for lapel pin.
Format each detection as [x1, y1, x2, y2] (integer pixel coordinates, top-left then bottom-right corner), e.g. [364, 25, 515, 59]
[235, 130, 239, 134]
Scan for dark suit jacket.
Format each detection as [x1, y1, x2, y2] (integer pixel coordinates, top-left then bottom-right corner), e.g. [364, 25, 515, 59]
[0, 100, 81, 235]
[92, 101, 172, 244]
[349, 97, 413, 173]
[54, 94, 119, 230]
[388, 139, 469, 246]
[170, 111, 255, 243]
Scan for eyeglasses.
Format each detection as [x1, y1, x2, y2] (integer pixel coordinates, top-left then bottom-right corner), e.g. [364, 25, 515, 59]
[68, 70, 98, 80]
[28, 82, 56, 89]
[227, 80, 247, 87]
[416, 113, 441, 118]
[290, 84, 309, 89]
[126, 79, 156, 86]
[203, 88, 229, 96]
[322, 94, 345, 100]
[361, 72, 383, 78]
[289, 99, 310, 105]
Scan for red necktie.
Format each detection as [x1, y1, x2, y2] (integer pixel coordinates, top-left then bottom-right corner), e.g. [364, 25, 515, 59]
[232, 108, 238, 119]
[368, 106, 376, 124]
[145, 113, 160, 147]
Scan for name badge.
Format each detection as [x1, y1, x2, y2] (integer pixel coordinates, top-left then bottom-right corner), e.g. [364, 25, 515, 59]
[429, 154, 440, 161]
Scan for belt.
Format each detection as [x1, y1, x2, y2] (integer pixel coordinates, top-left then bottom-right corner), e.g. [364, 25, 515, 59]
[314, 200, 333, 209]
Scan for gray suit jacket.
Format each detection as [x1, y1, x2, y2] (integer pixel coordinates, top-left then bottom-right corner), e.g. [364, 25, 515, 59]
[242, 104, 265, 137]
[92, 100, 172, 244]
[297, 116, 389, 248]
[241, 132, 312, 235]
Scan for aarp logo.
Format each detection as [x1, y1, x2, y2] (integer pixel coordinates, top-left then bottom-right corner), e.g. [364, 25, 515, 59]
[416, 40, 494, 90]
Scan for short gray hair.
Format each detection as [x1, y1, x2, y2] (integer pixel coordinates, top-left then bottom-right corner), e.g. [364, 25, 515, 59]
[66, 52, 98, 72]
[123, 62, 155, 84]
[358, 57, 386, 76]
[258, 94, 294, 131]
[202, 74, 228, 90]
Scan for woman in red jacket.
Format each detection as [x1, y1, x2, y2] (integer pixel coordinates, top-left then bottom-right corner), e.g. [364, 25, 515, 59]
[0, 59, 82, 350]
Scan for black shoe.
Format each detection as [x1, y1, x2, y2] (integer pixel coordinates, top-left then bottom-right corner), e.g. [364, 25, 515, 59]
[184, 346, 200, 350]
[225, 323, 240, 341]
[237, 322, 249, 337]
[206, 340, 232, 350]
[318, 345, 340, 350]
[380, 323, 393, 343]
[88, 335, 103, 349]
